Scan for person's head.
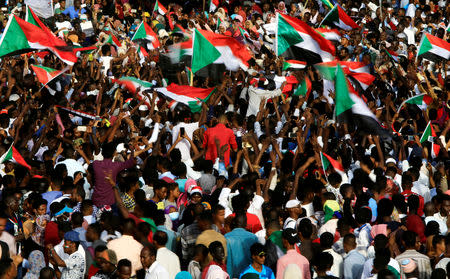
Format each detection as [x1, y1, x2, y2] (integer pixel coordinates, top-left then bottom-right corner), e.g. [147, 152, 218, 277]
[313, 252, 333, 274]
[282, 228, 299, 249]
[193, 244, 208, 262]
[96, 249, 118, 273]
[212, 204, 225, 225]
[63, 231, 80, 255]
[117, 259, 132, 279]
[39, 267, 56, 279]
[320, 232, 334, 249]
[4, 194, 19, 212]
[74, 0, 81, 9]
[328, 172, 342, 187]
[140, 245, 157, 269]
[298, 218, 313, 240]
[102, 142, 117, 159]
[250, 243, 266, 266]
[0, 259, 16, 279]
[32, 198, 48, 216]
[122, 218, 136, 236]
[440, 195, 450, 217]
[432, 235, 445, 254]
[71, 212, 84, 229]
[153, 180, 168, 201]
[402, 230, 419, 250]
[0, 214, 7, 236]
[355, 206, 372, 225]
[209, 241, 225, 263]
[343, 233, 357, 253]
[197, 210, 213, 231]
[153, 231, 168, 248]
[401, 173, 413, 190]
[230, 212, 247, 230]
[168, 183, 180, 199]
[407, 195, 420, 214]
[86, 222, 102, 242]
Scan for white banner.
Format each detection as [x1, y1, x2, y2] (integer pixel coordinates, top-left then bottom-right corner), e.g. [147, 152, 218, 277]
[25, 0, 54, 19]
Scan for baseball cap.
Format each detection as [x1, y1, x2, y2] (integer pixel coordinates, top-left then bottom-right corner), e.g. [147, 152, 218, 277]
[282, 228, 299, 245]
[98, 249, 118, 265]
[286, 199, 300, 209]
[64, 231, 80, 242]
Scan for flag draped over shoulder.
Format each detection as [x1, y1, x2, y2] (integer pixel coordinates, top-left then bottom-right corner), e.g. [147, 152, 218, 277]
[276, 13, 335, 64]
[154, 84, 216, 112]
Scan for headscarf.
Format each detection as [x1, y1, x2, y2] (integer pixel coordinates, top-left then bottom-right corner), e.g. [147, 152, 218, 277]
[323, 200, 342, 223]
[175, 271, 192, 279]
[23, 251, 45, 279]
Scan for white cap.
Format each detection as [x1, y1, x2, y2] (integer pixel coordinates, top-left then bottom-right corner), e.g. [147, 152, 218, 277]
[116, 143, 126, 153]
[286, 199, 300, 209]
[138, 105, 148, 111]
[385, 157, 397, 165]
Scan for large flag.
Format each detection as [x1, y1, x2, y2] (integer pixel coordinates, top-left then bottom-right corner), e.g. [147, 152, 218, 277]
[153, 0, 167, 15]
[417, 33, 450, 62]
[420, 121, 436, 143]
[334, 64, 390, 140]
[0, 14, 77, 65]
[192, 29, 221, 73]
[320, 151, 345, 177]
[320, 5, 359, 30]
[170, 29, 252, 72]
[315, 28, 341, 41]
[105, 34, 121, 47]
[0, 144, 31, 170]
[315, 60, 374, 90]
[131, 22, 160, 49]
[25, 7, 77, 65]
[31, 64, 69, 85]
[397, 93, 433, 113]
[276, 13, 335, 64]
[155, 83, 216, 112]
[24, 0, 53, 19]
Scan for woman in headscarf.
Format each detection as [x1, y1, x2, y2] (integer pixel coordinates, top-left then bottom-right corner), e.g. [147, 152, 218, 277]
[23, 250, 46, 279]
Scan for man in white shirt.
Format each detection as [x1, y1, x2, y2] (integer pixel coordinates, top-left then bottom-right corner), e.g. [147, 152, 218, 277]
[154, 231, 180, 279]
[0, 216, 16, 256]
[140, 245, 170, 279]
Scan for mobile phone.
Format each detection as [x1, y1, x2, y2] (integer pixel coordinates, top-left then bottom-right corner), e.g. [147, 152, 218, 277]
[77, 126, 87, 132]
[180, 127, 185, 136]
[407, 135, 414, 141]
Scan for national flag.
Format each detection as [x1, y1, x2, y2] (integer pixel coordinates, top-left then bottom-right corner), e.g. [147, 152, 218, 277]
[216, 17, 222, 30]
[192, 29, 221, 73]
[386, 18, 398, 31]
[420, 121, 436, 143]
[55, 105, 99, 121]
[153, 0, 167, 15]
[315, 61, 374, 90]
[282, 60, 307, 70]
[319, 0, 334, 9]
[209, 0, 219, 12]
[315, 28, 341, 41]
[320, 152, 345, 177]
[105, 34, 121, 47]
[113, 76, 153, 93]
[30, 64, 68, 85]
[173, 29, 252, 72]
[185, 66, 193, 86]
[385, 49, 399, 63]
[334, 64, 390, 140]
[73, 45, 97, 53]
[417, 33, 450, 62]
[24, 6, 77, 65]
[0, 144, 31, 170]
[154, 83, 216, 112]
[239, 26, 250, 39]
[397, 93, 433, 113]
[131, 22, 160, 49]
[320, 5, 359, 30]
[431, 143, 440, 159]
[294, 77, 312, 99]
[276, 13, 335, 63]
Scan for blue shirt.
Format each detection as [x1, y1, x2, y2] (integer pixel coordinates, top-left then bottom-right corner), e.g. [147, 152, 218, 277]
[240, 264, 275, 279]
[157, 225, 177, 252]
[343, 249, 365, 279]
[41, 191, 63, 214]
[62, 6, 86, 19]
[225, 228, 258, 278]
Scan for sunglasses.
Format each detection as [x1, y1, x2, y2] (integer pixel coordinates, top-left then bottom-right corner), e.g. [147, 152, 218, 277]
[257, 252, 266, 257]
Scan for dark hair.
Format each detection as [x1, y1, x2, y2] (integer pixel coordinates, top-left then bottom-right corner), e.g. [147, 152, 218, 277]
[95, 245, 108, 253]
[343, 233, 356, 246]
[88, 223, 102, 236]
[102, 142, 117, 159]
[117, 259, 132, 269]
[355, 207, 372, 224]
[71, 212, 84, 227]
[313, 252, 333, 272]
[431, 268, 446, 279]
[320, 232, 334, 249]
[250, 242, 265, 256]
[208, 241, 224, 254]
[328, 172, 342, 186]
[32, 197, 48, 210]
[402, 230, 418, 248]
[298, 218, 313, 238]
[0, 258, 12, 278]
[425, 221, 441, 237]
[432, 235, 445, 248]
[158, 157, 171, 171]
[39, 267, 56, 279]
[194, 244, 208, 257]
[153, 231, 168, 246]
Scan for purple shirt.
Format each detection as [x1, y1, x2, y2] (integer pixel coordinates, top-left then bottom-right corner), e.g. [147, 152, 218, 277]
[91, 158, 135, 207]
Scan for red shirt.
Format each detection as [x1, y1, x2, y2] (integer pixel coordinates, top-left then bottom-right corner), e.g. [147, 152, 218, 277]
[230, 212, 263, 234]
[406, 214, 426, 243]
[401, 190, 424, 216]
[203, 123, 238, 166]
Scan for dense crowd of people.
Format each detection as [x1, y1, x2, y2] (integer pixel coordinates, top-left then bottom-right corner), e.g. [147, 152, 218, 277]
[0, 0, 449, 278]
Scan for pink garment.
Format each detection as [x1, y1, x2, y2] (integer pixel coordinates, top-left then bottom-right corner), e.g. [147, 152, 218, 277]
[370, 224, 388, 240]
[276, 249, 311, 279]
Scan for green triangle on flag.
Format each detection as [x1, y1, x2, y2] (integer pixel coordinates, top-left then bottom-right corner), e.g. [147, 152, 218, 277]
[0, 15, 32, 57]
[0, 144, 31, 169]
[187, 88, 216, 112]
[320, 152, 330, 170]
[335, 64, 354, 117]
[294, 77, 311, 98]
[418, 34, 433, 57]
[276, 13, 304, 56]
[191, 29, 221, 74]
[420, 121, 436, 143]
